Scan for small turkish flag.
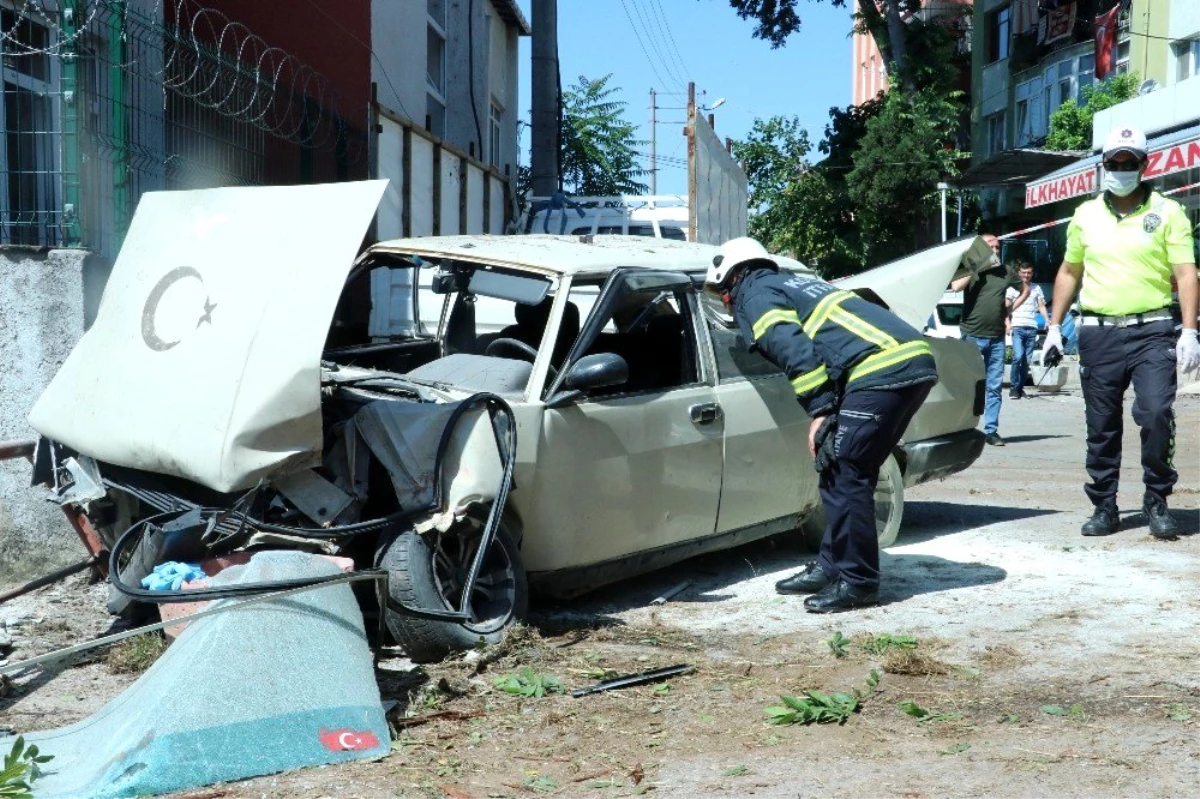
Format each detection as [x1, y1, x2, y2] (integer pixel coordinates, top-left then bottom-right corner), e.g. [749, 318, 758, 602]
[318, 727, 382, 752]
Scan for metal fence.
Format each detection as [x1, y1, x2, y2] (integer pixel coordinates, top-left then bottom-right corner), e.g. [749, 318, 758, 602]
[1, 0, 366, 262]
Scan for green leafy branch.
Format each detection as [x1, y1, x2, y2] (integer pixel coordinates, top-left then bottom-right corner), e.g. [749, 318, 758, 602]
[1, 737, 53, 799]
[765, 670, 880, 726]
[493, 667, 564, 699]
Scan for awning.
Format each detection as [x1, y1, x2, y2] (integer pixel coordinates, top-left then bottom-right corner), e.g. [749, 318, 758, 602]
[1025, 124, 1200, 209]
[953, 148, 1084, 189]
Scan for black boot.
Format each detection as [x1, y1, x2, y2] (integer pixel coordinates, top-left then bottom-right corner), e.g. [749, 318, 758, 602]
[1081, 506, 1119, 537]
[803, 579, 879, 613]
[1144, 496, 1180, 539]
[775, 562, 831, 595]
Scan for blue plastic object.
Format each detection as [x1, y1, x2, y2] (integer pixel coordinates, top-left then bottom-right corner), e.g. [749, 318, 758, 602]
[140, 561, 207, 591]
[2, 552, 389, 797]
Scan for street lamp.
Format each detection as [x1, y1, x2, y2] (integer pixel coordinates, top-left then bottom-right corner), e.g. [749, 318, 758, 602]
[937, 181, 951, 242]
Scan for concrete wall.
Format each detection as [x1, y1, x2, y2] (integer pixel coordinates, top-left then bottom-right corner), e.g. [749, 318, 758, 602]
[0, 248, 93, 580]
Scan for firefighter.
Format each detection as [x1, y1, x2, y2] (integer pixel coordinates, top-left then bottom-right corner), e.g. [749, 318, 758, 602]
[1041, 126, 1199, 538]
[705, 237, 938, 612]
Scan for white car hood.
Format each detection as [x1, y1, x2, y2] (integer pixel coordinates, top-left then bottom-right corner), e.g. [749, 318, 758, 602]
[836, 235, 991, 331]
[28, 181, 387, 493]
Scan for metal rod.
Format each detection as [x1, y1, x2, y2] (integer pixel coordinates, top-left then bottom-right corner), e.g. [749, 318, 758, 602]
[0, 439, 35, 461]
[0, 555, 100, 605]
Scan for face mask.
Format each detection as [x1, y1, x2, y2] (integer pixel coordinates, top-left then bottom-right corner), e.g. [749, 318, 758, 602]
[1103, 171, 1141, 197]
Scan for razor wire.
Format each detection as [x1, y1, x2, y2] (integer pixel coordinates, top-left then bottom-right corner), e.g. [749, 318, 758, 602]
[1, 0, 363, 151]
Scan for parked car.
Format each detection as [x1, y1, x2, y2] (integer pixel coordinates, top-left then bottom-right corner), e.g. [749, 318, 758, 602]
[26, 183, 987, 662]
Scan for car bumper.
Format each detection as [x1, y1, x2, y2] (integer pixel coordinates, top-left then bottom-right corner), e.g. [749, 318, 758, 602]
[902, 429, 985, 488]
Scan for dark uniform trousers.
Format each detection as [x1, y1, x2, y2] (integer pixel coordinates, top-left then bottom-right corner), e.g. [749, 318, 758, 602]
[1077, 318, 1177, 509]
[817, 381, 933, 589]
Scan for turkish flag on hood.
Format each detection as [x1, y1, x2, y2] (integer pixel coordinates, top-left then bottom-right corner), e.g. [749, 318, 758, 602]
[1094, 4, 1120, 80]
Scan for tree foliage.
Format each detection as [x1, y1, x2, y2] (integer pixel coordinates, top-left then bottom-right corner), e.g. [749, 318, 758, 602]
[729, 7, 968, 276]
[1045, 72, 1141, 151]
[727, 0, 931, 92]
[560, 74, 647, 196]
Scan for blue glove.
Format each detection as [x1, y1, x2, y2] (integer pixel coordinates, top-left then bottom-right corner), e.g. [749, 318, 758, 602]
[140, 561, 206, 591]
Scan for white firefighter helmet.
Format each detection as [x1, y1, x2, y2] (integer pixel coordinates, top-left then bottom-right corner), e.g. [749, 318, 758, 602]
[705, 237, 776, 293]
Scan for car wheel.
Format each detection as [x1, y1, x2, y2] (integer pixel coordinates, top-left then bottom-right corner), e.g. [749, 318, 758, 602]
[799, 453, 905, 550]
[377, 513, 527, 663]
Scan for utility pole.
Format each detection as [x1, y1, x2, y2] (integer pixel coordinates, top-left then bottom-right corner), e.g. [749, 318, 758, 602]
[649, 88, 657, 195]
[530, 0, 559, 196]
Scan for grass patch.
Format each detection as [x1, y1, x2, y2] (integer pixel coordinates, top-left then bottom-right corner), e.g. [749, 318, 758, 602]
[882, 647, 949, 676]
[106, 633, 166, 674]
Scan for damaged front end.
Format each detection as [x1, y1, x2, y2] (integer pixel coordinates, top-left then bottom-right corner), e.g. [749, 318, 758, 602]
[31, 386, 517, 658]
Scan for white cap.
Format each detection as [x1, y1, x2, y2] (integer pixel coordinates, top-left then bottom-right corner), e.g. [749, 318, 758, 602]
[1102, 126, 1147, 159]
[706, 237, 776, 290]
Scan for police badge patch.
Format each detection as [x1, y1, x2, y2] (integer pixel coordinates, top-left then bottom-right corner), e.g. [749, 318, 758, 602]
[1143, 213, 1161, 233]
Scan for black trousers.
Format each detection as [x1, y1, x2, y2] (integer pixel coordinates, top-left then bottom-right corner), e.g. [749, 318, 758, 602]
[816, 382, 933, 589]
[1077, 318, 1177, 509]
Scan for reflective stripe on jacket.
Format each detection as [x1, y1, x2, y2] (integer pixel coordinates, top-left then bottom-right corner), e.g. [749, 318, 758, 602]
[732, 267, 938, 416]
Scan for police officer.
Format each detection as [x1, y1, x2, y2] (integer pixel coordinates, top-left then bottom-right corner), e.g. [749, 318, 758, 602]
[1041, 126, 1199, 538]
[706, 237, 938, 612]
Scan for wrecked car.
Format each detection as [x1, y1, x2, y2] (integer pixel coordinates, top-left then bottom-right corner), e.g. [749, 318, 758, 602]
[24, 181, 985, 662]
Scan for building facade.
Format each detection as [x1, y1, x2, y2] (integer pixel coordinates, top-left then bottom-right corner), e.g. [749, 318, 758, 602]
[0, 0, 528, 263]
[966, 0, 1197, 274]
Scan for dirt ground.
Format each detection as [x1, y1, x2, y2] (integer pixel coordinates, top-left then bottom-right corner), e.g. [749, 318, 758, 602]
[2, 386, 1199, 798]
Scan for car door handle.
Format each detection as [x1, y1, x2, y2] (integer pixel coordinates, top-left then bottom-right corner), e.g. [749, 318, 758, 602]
[689, 402, 722, 424]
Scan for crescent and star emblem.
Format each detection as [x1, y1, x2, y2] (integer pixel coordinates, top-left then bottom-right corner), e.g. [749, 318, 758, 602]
[140, 266, 217, 352]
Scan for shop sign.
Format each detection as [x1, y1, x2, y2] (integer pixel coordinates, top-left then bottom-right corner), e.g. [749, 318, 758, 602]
[1143, 137, 1200, 180]
[1024, 168, 1096, 209]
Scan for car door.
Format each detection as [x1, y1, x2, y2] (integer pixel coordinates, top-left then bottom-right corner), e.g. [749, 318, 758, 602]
[516, 269, 724, 575]
[704, 307, 817, 534]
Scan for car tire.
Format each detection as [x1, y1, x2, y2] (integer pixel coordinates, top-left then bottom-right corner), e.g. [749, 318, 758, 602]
[377, 513, 527, 663]
[799, 453, 905, 550]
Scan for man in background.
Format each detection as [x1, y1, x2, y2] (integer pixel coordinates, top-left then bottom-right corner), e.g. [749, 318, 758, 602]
[950, 234, 1027, 445]
[1007, 261, 1048, 399]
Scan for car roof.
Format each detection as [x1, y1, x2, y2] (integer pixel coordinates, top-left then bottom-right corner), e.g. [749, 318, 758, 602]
[368, 234, 722, 277]
[368, 234, 814, 279]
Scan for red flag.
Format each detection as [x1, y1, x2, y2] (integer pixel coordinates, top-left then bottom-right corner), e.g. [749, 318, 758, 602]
[1094, 4, 1119, 80]
[318, 727, 381, 752]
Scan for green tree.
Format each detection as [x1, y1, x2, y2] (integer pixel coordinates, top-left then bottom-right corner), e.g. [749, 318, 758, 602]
[560, 74, 647, 196]
[1045, 73, 1141, 151]
[848, 88, 964, 262]
[726, 0, 946, 93]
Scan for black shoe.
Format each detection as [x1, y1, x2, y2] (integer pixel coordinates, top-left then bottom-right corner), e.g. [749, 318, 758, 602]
[803, 579, 879, 613]
[1081, 506, 1120, 537]
[1009, 393, 1021, 400]
[1144, 497, 1180, 539]
[985, 433, 1005, 446]
[775, 562, 831, 595]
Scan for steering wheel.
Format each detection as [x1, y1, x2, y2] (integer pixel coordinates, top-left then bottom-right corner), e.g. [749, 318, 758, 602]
[485, 338, 558, 380]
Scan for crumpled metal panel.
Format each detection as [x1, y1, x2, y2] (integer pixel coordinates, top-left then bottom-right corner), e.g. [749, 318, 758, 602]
[27, 181, 387, 492]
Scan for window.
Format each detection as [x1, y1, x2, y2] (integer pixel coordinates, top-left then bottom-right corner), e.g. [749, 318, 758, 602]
[0, 10, 59, 246]
[489, 102, 503, 167]
[985, 111, 1006, 156]
[1176, 39, 1200, 82]
[1015, 76, 1043, 143]
[987, 6, 1011, 63]
[425, 94, 445, 138]
[566, 276, 700, 395]
[1115, 41, 1130, 74]
[426, 24, 445, 97]
[1077, 54, 1094, 93]
[708, 319, 783, 381]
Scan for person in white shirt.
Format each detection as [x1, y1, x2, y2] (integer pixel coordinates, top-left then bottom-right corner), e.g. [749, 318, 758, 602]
[1006, 262, 1047, 399]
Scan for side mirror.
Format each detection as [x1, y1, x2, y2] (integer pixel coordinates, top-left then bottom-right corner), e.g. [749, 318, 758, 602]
[545, 353, 629, 409]
[564, 353, 629, 390]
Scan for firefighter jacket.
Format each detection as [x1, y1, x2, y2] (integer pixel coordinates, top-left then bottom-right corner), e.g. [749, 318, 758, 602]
[731, 267, 939, 417]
